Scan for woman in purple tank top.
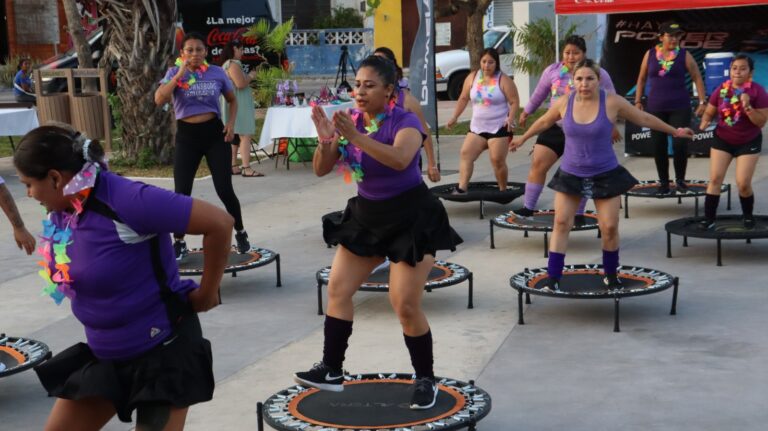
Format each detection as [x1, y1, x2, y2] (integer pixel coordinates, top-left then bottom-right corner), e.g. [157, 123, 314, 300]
[511, 59, 694, 292]
[634, 22, 706, 194]
[295, 56, 462, 410]
[446, 48, 520, 193]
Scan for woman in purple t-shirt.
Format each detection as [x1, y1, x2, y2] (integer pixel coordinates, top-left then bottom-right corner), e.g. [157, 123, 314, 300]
[294, 56, 462, 410]
[155, 32, 251, 259]
[511, 60, 693, 292]
[15, 124, 233, 430]
[446, 48, 520, 193]
[634, 21, 706, 194]
[699, 54, 768, 229]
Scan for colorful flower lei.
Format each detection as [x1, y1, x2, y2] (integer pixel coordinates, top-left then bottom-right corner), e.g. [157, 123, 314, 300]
[474, 71, 497, 106]
[550, 63, 573, 100]
[718, 79, 752, 127]
[172, 57, 209, 90]
[36, 162, 99, 304]
[655, 44, 680, 77]
[335, 110, 387, 184]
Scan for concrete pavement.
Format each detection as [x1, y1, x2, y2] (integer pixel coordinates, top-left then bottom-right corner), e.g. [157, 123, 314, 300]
[0, 131, 767, 430]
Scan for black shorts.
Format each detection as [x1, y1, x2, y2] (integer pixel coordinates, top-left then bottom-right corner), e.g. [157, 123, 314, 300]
[471, 126, 510, 140]
[711, 133, 762, 157]
[548, 166, 639, 199]
[324, 183, 463, 266]
[34, 314, 214, 423]
[535, 124, 565, 157]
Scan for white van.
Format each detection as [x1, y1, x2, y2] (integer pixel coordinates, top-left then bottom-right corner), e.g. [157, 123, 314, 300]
[435, 25, 514, 100]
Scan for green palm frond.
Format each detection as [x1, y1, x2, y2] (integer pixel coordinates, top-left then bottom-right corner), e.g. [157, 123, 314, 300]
[511, 18, 578, 75]
[244, 18, 271, 40]
[252, 64, 290, 107]
[264, 18, 294, 53]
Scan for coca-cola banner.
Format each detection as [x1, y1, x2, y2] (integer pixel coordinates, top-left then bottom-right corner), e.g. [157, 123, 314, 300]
[600, 5, 768, 95]
[178, 0, 275, 70]
[555, 0, 766, 15]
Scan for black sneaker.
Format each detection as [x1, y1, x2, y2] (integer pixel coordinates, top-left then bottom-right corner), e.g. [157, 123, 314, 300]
[675, 179, 689, 193]
[173, 239, 188, 261]
[450, 186, 467, 196]
[540, 277, 560, 293]
[744, 215, 756, 229]
[512, 206, 535, 218]
[657, 183, 672, 195]
[410, 376, 438, 410]
[603, 273, 623, 290]
[698, 219, 716, 231]
[294, 362, 345, 392]
[235, 230, 251, 254]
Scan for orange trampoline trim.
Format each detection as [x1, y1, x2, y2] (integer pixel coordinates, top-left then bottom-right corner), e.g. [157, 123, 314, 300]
[0, 346, 26, 364]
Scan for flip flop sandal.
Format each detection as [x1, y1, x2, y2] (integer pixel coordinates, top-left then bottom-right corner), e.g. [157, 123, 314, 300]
[241, 167, 265, 177]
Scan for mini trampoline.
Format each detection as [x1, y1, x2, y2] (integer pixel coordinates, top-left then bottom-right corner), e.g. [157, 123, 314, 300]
[665, 215, 768, 266]
[0, 334, 51, 378]
[510, 265, 679, 332]
[430, 182, 525, 219]
[178, 247, 281, 285]
[624, 180, 731, 218]
[490, 210, 600, 257]
[315, 261, 473, 315]
[258, 373, 491, 431]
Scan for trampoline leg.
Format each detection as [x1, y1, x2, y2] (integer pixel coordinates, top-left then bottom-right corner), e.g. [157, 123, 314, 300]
[747, 238, 752, 244]
[678, 196, 682, 205]
[525, 293, 531, 304]
[694, 197, 699, 217]
[683, 236, 688, 247]
[727, 184, 732, 210]
[257, 401, 264, 431]
[326, 242, 331, 249]
[717, 238, 722, 266]
[275, 254, 282, 287]
[613, 296, 621, 333]
[317, 281, 324, 315]
[517, 291, 525, 325]
[467, 272, 474, 309]
[231, 271, 237, 278]
[624, 194, 629, 218]
[597, 229, 602, 239]
[670, 277, 679, 315]
[544, 232, 549, 258]
[524, 230, 529, 238]
[666, 231, 672, 258]
[479, 200, 485, 219]
[489, 221, 495, 249]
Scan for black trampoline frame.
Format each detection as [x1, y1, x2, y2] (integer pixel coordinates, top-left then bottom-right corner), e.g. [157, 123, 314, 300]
[257, 373, 492, 431]
[430, 181, 525, 219]
[315, 261, 474, 315]
[0, 334, 51, 378]
[178, 247, 282, 285]
[489, 210, 601, 257]
[623, 180, 731, 218]
[509, 265, 679, 332]
[665, 215, 768, 266]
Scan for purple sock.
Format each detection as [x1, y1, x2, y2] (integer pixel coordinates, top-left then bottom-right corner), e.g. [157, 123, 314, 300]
[602, 249, 620, 275]
[547, 251, 565, 280]
[576, 197, 588, 215]
[524, 182, 545, 210]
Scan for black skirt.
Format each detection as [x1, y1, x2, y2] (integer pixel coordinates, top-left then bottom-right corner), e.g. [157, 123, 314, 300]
[324, 182, 463, 266]
[34, 314, 214, 423]
[548, 166, 638, 199]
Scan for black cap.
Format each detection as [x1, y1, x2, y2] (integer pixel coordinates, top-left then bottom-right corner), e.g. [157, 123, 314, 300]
[659, 21, 684, 36]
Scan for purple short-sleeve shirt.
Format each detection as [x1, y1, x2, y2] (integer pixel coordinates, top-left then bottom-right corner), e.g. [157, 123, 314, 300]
[161, 64, 233, 120]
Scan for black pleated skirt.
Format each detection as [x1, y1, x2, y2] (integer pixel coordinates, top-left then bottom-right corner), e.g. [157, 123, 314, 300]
[548, 166, 639, 199]
[324, 183, 463, 266]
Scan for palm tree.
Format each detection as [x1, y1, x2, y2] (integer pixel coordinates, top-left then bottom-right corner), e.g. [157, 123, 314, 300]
[96, 0, 177, 163]
[511, 18, 578, 76]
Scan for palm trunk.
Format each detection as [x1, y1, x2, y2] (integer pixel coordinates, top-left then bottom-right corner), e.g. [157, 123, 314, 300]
[62, 0, 96, 92]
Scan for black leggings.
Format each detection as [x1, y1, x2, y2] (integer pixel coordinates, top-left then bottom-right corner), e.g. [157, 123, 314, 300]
[175, 118, 243, 232]
[648, 108, 691, 183]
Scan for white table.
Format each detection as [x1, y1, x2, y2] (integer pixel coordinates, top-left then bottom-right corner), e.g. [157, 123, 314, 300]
[0, 107, 39, 152]
[257, 102, 355, 150]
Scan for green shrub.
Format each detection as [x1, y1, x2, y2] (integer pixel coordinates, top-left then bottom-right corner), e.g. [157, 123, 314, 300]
[313, 6, 364, 29]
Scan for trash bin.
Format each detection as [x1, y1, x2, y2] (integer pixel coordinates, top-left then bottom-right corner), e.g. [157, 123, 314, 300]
[37, 94, 71, 124]
[70, 93, 105, 139]
[704, 52, 734, 96]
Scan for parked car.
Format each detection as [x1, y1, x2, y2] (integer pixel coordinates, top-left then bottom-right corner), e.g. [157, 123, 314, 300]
[435, 26, 514, 100]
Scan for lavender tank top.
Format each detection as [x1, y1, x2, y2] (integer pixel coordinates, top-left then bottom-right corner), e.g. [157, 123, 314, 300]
[561, 91, 618, 177]
[469, 71, 509, 134]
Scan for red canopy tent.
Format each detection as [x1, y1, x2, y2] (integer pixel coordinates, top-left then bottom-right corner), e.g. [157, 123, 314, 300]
[555, 0, 767, 15]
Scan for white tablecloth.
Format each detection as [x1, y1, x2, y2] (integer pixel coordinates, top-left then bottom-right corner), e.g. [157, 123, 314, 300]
[257, 102, 355, 149]
[0, 107, 39, 136]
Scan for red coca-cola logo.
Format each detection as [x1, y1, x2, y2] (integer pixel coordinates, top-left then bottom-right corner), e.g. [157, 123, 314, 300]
[207, 27, 259, 46]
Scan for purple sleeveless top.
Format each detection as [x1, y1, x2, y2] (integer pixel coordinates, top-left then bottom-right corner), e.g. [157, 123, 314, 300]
[646, 47, 691, 112]
[561, 91, 617, 177]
